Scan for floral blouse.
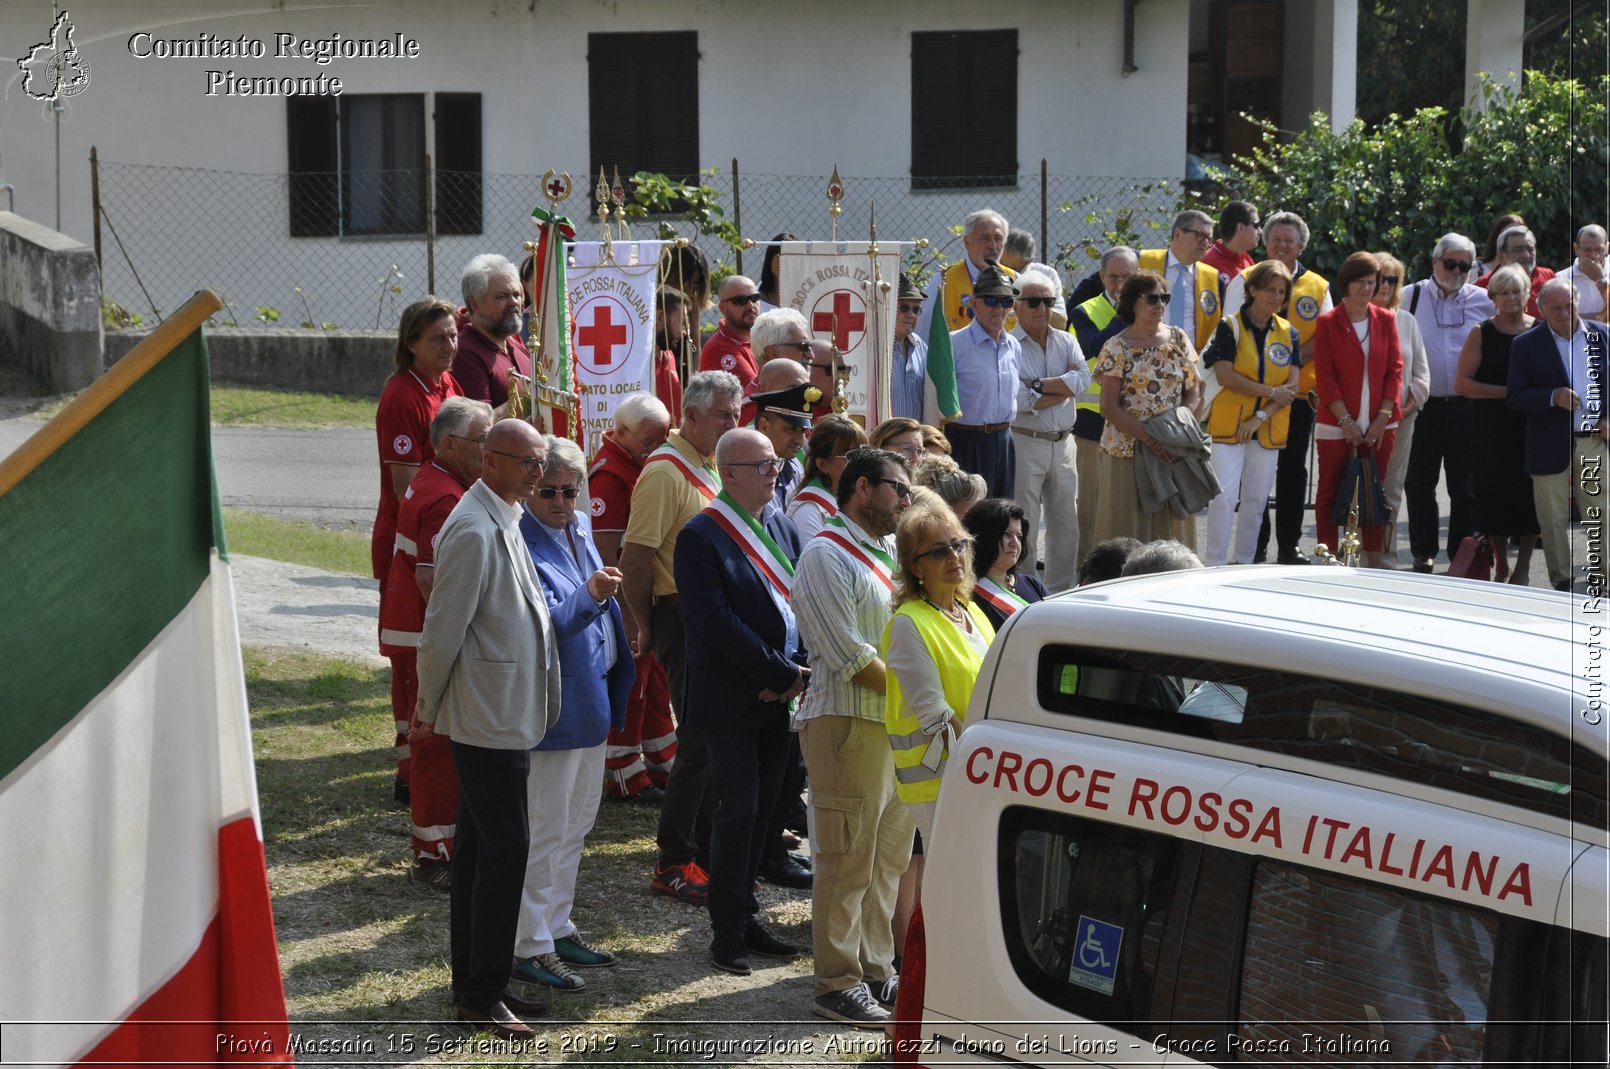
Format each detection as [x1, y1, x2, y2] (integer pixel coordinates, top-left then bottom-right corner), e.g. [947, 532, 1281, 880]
[1092, 326, 1201, 457]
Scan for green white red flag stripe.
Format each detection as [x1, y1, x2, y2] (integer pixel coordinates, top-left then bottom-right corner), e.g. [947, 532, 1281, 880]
[0, 292, 290, 1065]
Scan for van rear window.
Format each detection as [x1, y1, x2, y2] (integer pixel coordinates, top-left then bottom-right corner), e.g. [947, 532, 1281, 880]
[1035, 645, 1606, 831]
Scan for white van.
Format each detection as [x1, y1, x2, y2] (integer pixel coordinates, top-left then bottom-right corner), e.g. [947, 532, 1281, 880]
[894, 568, 1607, 1067]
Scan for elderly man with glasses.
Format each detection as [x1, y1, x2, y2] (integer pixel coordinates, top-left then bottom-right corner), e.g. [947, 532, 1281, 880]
[1476, 225, 1557, 318]
[945, 261, 1023, 498]
[1138, 209, 1225, 352]
[699, 275, 763, 387]
[889, 275, 929, 421]
[925, 208, 1019, 333]
[1402, 233, 1495, 572]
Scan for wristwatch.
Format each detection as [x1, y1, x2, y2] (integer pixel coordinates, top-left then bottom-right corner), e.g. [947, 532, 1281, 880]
[1253, 410, 1270, 423]
[1031, 378, 1044, 393]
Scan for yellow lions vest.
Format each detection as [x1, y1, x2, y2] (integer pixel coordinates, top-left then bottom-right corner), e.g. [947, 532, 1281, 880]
[1138, 250, 1222, 351]
[1285, 265, 1330, 394]
[1206, 311, 1298, 448]
[939, 259, 1019, 334]
[1073, 293, 1115, 413]
[883, 598, 996, 805]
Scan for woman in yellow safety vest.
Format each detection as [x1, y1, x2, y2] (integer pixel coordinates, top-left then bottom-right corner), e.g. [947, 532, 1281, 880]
[1201, 260, 1302, 566]
[883, 499, 995, 839]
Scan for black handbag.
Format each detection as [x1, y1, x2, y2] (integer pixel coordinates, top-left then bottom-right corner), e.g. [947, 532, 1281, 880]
[1329, 446, 1391, 527]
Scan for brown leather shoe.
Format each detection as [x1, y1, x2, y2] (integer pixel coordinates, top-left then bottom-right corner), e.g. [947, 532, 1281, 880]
[498, 988, 548, 1018]
[456, 999, 536, 1040]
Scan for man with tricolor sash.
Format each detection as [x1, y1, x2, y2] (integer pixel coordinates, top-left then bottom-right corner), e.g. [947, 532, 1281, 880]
[792, 447, 916, 1028]
[674, 428, 810, 975]
[620, 370, 744, 904]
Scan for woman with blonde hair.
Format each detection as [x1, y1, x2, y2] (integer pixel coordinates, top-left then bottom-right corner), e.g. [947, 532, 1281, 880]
[913, 453, 987, 519]
[870, 416, 924, 464]
[1370, 251, 1430, 558]
[883, 501, 994, 839]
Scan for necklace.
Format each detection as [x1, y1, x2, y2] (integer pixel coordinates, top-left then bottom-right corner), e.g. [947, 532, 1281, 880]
[922, 595, 967, 625]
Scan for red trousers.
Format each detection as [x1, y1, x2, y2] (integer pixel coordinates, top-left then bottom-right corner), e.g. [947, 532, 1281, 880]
[603, 653, 678, 797]
[389, 649, 458, 860]
[1315, 433, 1395, 555]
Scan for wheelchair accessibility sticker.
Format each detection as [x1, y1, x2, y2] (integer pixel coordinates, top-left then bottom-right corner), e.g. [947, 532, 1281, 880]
[1068, 915, 1123, 995]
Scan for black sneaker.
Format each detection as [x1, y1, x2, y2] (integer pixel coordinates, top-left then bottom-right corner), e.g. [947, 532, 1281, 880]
[409, 860, 451, 893]
[710, 931, 752, 975]
[744, 921, 801, 959]
[814, 983, 890, 1028]
[867, 974, 899, 1010]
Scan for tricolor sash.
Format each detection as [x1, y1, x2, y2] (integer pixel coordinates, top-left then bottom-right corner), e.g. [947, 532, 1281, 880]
[706, 491, 795, 601]
[816, 515, 895, 591]
[646, 442, 720, 501]
[974, 575, 1029, 617]
[790, 482, 839, 518]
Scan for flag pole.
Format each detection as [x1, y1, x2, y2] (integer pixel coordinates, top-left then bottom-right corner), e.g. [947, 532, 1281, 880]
[0, 289, 222, 497]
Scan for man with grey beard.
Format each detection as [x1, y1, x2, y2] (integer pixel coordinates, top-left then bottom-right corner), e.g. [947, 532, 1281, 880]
[453, 253, 532, 413]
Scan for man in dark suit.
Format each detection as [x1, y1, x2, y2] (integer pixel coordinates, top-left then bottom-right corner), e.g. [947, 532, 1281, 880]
[413, 419, 560, 1039]
[673, 427, 810, 974]
[1507, 278, 1610, 591]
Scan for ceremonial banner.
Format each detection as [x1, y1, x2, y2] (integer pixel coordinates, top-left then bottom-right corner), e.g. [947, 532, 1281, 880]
[0, 293, 291, 1065]
[567, 239, 665, 447]
[778, 241, 902, 423]
[530, 205, 576, 431]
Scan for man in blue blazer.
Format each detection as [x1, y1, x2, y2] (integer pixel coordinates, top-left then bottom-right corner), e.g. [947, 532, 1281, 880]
[673, 428, 809, 975]
[1507, 278, 1610, 591]
[513, 436, 635, 992]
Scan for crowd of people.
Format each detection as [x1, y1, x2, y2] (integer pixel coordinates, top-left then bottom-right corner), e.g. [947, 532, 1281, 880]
[366, 207, 1607, 1040]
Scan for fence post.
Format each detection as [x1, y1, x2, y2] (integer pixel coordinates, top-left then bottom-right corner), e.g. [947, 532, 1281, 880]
[1040, 158, 1048, 265]
[425, 153, 436, 297]
[90, 145, 102, 279]
[731, 157, 743, 276]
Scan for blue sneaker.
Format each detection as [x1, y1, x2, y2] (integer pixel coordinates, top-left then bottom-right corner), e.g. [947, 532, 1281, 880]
[512, 952, 585, 991]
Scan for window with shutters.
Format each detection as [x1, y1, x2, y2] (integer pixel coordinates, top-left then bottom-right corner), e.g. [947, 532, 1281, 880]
[287, 92, 477, 237]
[588, 32, 699, 182]
[910, 30, 1018, 190]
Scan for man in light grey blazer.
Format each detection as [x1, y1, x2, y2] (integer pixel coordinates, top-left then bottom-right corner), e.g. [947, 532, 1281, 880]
[413, 418, 561, 1040]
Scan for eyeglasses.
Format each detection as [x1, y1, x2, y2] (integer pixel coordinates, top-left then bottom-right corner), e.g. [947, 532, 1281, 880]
[724, 293, 763, 306]
[1440, 259, 1474, 273]
[979, 295, 1014, 308]
[489, 449, 544, 472]
[871, 476, 913, 500]
[535, 485, 581, 499]
[1380, 276, 1400, 286]
[1020, 296, 1057, 309]
[1183, 228, 1213, 242]
[728, 457, 785, 475]
[890, 442, 922, 459]
[1142, 292, 1173, 306]
[449, 432, 489, 445]
[917, 538, 972, 563]
[897, 302, 923, 315]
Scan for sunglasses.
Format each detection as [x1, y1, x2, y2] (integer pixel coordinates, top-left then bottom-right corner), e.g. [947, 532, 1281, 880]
[1440, 259, 1474, 273]
[536, 485, 581, 499]
[490, 449, 544, 472]
[1142, 292, 1173, 306]
[979, 295, 1014, 308]
[872, 476, 913, 500]
[724, 293, 763, 306]
[1020, 296, 1057, 309]
[777, 341, 814, 357]
[897, 302, 923, 315]
[917, 538, 972, 563]
[1380, 276, 1400, 286]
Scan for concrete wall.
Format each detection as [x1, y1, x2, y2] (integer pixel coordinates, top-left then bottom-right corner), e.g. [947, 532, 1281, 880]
[105, 328, 394, 397]
[0, 211, 103, 393]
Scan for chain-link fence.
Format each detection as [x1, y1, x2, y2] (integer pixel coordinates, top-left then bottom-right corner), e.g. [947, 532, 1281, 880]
[94, 159, 1183, 332]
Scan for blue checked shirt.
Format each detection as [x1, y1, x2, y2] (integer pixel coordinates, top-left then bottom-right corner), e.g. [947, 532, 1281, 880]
[792, 512, 894, 723]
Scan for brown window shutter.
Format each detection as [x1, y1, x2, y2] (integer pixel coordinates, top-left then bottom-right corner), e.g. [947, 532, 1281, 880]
[433, 92, 482, 236]
[286, 97, 337, 237]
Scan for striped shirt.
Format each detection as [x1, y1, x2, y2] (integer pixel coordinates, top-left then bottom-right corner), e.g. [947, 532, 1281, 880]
[792, 512, 894, 723]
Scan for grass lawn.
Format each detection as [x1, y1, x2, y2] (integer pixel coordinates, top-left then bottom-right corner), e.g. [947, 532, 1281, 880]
[248, 647, 825, 1066]
[32, 385, 374, 428]
[224, 508, 371, 575]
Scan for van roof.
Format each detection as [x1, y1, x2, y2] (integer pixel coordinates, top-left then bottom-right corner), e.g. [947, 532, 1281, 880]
[1003, 567, 1603, 757]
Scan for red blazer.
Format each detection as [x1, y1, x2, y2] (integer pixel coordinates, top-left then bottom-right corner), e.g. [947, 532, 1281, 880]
[1313, 303, 1403, 427]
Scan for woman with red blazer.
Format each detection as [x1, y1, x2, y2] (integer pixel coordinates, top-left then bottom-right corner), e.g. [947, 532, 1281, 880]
[1313, 252, 1404, 567]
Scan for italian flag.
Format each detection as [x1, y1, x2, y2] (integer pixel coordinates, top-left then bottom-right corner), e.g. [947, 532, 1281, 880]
[0, 293, 291, 1065]
[918, 273, 960, 423]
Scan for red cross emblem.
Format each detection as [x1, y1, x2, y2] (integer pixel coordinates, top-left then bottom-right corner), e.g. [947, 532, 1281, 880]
[810, 289, 867, 352]
[571, 295, 636, 375]
[547, 177, 567, 199]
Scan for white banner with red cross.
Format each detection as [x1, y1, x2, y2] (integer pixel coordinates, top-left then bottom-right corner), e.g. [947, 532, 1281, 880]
[778, 241, 902, 425]
[565, 240, 665, 447]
